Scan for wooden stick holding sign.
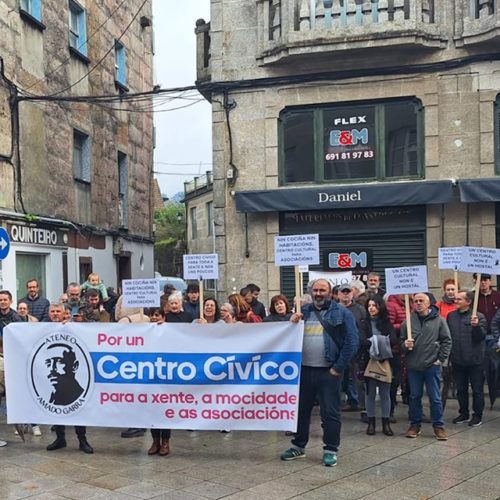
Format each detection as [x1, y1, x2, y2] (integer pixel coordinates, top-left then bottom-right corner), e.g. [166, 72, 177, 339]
[472, 273, 481, 318]
[183, 254, 219, 322]
[274, 234, 319, 315]
[404, 293, 413, 350]
[199, 277, 204, 320]
[294, 266, 301, 315]
[385, 265, 428, 352]
[454, 269, 459, 293]
[458, 246, 500, 317]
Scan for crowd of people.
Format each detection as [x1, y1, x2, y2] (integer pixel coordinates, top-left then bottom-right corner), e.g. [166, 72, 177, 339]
[0, 271, 499, 467]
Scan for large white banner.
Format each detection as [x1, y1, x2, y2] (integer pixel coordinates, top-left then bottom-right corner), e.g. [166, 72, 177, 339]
[3, 322, 303, 431]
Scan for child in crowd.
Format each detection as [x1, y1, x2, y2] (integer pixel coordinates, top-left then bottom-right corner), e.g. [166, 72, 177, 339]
[81, 273, 109, 302]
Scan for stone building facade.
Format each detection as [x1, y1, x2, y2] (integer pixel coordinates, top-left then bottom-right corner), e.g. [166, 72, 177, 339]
[0, 0, 155, 302]
[191, 0, 500, 304]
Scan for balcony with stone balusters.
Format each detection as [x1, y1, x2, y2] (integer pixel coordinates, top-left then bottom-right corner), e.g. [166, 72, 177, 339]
[256, 0, 448, 65]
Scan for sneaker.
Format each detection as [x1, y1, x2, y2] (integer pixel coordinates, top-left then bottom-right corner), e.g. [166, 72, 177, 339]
[0, 439, 6, 447]
[32, 425, 42, 436]
[280, 447, 305, 461]
[405, 425, 421, 438]
[323, 452, 337, 467]
[468, 416, 482, 427]
[434, 427, 448, 441]
[452, 414, 469, 424]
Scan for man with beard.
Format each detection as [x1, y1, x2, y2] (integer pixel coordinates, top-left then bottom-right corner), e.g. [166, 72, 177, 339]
[20, 279, 50, 322]
[281, 279, 358, 467]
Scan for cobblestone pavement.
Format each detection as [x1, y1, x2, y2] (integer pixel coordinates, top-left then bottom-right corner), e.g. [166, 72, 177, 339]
[1, 399, 499, 499]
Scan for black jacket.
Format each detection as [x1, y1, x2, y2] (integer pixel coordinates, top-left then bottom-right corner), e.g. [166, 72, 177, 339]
[0, 308, 22, 336]
[251, 299, 267, 320]
[447, 309, 487, 366]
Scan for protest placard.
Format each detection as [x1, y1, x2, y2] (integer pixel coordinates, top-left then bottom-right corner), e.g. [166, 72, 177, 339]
[122, 279, 160, 308]
[458, 246, 500, 274]
[4, 322, 303, 432]
[309, 270, 353, 288]
[438, 247, 463, 270]
[183, 254, 219, 280]
[385, 266, 428, 296]
[274, 234, 319, 266]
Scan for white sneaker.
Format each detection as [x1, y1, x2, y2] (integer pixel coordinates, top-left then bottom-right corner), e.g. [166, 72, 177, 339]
[0, 439, 7, 447]
[32, 425, 42, 436]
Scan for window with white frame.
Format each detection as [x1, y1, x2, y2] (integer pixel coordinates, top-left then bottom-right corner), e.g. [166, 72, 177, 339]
[114, 40, 127, 89]
[69, 0, 87, 57]
[73, 129, 91, 183]
[20, 0, 42, 22]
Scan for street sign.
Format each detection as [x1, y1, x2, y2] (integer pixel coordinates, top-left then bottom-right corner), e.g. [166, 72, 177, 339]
[0, 227, 10, 260]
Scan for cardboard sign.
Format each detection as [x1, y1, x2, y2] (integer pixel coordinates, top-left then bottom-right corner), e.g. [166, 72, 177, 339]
[438, 247, 463, 270]
[308, 270, 353, 288]
[122, 279, 160, 308]
[385, 266, 428, 295]
[183, 254, 219, 280]
[458, 246, 500, 274]
[274, 234, 320, 266]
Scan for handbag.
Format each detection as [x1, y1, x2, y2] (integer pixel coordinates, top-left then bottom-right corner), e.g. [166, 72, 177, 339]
[364, 358, 392, 384]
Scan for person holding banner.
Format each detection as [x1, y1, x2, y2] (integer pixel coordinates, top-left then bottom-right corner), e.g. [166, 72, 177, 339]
[281, 279, 358, 467]
[263, 295, 293, 322]
[165, 292, 193, 323]
[193, 298, 223, 324]
[220, 303, 238, 323]
[400, 293, 452, 440]
[146, 307, 172, 456]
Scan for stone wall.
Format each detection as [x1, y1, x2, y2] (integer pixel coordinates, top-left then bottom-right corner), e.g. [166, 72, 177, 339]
[0, 0, 154, 237]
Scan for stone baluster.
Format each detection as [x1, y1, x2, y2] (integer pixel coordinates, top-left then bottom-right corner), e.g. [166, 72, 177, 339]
[332, 0, 342, 28]
[270, 0, 281, 39]
[323, 0, 333, 27]
[362, 0, 374, 25]
[478, 0, 493, 18]
[345, 0, 358, 25]
[377, 0, 389, 23]
[315, 0, 326, 28]
[299, 0, 311, 30]
[393, 0, 406, 22]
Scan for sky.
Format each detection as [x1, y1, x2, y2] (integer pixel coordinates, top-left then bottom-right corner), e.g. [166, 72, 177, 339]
[152, 0, 212, 199]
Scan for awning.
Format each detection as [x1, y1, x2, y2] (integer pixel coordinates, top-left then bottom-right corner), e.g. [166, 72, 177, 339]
[235, 180, 454, 213]
[458, 178, 500, 203]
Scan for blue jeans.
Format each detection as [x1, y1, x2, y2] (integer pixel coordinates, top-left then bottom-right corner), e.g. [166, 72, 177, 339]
[292, 366, 342, 452]
[342, 365, 359, 407]
[408, 365, 444, 428]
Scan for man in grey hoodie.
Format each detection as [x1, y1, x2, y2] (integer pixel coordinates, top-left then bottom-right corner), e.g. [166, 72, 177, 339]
[401, 293, 452, 441]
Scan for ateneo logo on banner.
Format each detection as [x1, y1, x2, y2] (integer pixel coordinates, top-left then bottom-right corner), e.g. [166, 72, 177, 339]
[29, 332, 93, 415]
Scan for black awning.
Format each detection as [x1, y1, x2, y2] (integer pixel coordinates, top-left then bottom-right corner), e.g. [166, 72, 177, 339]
[458, 178, 500, 203]
[235, 180, 454, 213]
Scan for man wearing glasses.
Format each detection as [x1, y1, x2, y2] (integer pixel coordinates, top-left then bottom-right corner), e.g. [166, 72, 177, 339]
[401, 293, 452, 441]
[281, 279, 358, 467]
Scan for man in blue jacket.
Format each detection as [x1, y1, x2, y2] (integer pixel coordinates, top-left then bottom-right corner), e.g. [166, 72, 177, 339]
[281, 279, 359, 467]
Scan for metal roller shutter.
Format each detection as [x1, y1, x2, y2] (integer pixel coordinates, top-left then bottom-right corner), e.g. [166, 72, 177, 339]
[280, 230, 426, 300]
